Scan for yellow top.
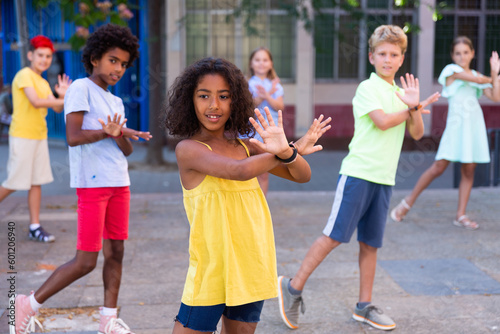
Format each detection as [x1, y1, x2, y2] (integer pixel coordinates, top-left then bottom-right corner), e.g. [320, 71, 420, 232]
[181, 139, 278, 306]
[10, 67, 52, 139]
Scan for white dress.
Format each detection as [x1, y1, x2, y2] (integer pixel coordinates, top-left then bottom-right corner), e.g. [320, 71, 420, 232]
[435, 64, 492, 163]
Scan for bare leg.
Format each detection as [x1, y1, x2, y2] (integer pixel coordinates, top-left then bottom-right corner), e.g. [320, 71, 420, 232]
[257, 173, 269, 196]
[290, 235, 341, 291]
[393, 160, 450, 220]
[358, 242, 378, 303]
[28, 185, 41, 225]
[0, 185, 15, 202]
[102, 239, 124, 308]
[221, 316, 257, 334]
[405, 159, 450, 207]
[34, 250, 99, 303]
[172, 321, 210, 334]
[457, 163, 476, 219]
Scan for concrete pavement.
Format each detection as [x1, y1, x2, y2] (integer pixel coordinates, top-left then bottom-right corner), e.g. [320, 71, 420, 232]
[0, 140, 454, 196]
[0, 140, 499, 333]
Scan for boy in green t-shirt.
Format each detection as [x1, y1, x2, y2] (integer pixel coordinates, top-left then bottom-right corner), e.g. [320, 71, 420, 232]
[277, 25, 440, 331]
[0, 36, 71, 242]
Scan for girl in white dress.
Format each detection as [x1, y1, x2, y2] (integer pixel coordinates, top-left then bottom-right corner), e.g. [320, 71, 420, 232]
[391, 36, 500, 230]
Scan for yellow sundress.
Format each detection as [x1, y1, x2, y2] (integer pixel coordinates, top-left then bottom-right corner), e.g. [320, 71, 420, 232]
[181, 139, 278, 307]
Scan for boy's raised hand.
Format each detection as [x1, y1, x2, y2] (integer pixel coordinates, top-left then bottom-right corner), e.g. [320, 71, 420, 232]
[122, 128, 152, 141]
[420, 92, 441, 112]
[249, 107, 289, 155]
[294, 114, 332, 156]
[410, 92, 441, 116]
[54, 74, 72, 98]
[395, 73, 419, 108]
[98, 113, 125, 137]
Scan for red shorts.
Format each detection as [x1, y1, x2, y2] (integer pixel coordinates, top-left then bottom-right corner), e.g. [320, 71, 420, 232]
[76, 187, 130, 252]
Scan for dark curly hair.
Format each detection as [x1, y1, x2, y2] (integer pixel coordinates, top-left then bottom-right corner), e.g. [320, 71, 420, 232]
[164, 57, 255, 139]
[81, 24, 139, 75]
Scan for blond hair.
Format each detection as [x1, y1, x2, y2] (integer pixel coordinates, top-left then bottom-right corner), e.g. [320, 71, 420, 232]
[248, 47, 278, 80]
[368, 25, 407, 54]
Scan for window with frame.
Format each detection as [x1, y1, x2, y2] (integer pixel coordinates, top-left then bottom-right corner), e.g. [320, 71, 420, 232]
[185, 0, 296, 79]
[434, 1, 500, 79]
[314, 1, 416, 81]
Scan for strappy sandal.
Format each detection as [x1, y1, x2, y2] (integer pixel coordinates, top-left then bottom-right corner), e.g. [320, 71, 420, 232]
[390, 199, 411, 222]
[453, 215, 479, 230]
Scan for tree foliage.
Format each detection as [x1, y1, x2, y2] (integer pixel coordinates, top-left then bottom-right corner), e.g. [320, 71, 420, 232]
[231, 0, 447, 36]
[32, 0, 135, 50]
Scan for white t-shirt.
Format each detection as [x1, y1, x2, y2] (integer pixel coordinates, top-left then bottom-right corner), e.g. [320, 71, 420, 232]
[64, 78, 130, 188]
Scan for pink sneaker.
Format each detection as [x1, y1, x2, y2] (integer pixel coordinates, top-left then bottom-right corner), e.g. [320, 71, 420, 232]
[12, 294, 43, 334]
[98, 312, 135, 334]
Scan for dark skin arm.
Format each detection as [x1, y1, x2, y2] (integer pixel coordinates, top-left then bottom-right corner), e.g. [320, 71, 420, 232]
[177, 108, 314, 190]
[176, 139, 282, 190]
[248, 108, 311, 183]
[66, 112, 152, 156]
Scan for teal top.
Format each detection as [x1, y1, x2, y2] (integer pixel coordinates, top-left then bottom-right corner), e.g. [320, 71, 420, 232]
[340, 73, 408, 186]
[435, 64, 492, 163]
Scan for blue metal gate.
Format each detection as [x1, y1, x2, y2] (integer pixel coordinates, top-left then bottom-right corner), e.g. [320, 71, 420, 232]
[1, 0, 149, 140]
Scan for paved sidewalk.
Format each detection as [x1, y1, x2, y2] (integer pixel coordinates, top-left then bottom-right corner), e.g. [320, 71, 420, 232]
[0, 140, 498, 333]
[1, 187, 499, 333]
[0, 140, 455, 196]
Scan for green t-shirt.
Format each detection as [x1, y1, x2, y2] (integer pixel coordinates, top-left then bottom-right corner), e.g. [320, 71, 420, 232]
[339, 72, 408, 186]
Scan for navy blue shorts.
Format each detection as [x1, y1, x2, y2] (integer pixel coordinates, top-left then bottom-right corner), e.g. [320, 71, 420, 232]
[175, 301, 264, 332]
[322, 175, 392, 248]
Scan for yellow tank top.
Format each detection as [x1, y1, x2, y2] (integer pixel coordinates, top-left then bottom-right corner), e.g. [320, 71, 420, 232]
[181, 139, 278, 306]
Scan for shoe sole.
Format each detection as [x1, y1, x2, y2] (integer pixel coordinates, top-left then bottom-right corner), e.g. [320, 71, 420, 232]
[29, 235, 56, 242]
[452, 220, 479, 230]
[352, 313, 396, 331]
[277, 276, 298, 329]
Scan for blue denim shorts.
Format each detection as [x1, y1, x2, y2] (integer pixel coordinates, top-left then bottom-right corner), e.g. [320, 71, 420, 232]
[322, 174, 392, 248]
[175, 301, 265, 332]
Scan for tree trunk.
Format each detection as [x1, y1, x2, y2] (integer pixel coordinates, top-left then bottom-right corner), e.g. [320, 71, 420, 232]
[145, 0, 166, 165]
[15, 0, 29, 68]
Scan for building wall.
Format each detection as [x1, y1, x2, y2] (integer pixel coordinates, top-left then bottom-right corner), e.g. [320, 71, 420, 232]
[166, 0, 500, 149]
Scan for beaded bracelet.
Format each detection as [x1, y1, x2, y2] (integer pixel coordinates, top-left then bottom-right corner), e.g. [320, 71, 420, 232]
[409, 104, 422, 112]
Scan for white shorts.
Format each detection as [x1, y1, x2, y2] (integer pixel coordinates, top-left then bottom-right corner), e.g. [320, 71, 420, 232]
[2, 137, 53, 190]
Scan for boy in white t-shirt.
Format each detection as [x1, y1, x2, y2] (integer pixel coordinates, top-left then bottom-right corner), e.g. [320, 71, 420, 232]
[12, 24, 151, 334]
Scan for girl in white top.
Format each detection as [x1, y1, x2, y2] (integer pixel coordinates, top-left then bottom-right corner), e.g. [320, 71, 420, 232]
[391, 36, 500, 230]
[247, 47, 285, 194]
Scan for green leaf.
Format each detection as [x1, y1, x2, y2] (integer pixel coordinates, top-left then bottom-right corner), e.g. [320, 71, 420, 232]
[68, 34, 86, 51]
[110, 13, 127, 26]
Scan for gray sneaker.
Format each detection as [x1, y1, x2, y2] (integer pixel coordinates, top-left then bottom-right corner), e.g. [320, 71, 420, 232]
[277, 276, 305, 329]
[29, 226, 55, 243]
[352, 304, 396, 331]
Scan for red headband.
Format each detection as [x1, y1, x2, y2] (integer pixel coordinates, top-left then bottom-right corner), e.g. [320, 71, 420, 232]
[30, 35, 55, 52]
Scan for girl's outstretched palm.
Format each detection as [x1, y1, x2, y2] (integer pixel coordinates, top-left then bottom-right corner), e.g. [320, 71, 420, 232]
[294, 114, 332, 156]
[491, 51, 500, 74]
[249, 107, 289, 156]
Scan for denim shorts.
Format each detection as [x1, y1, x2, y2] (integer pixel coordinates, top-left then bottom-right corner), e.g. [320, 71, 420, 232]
[175, 301, 264, 332]
[322, 174, 392, 248]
